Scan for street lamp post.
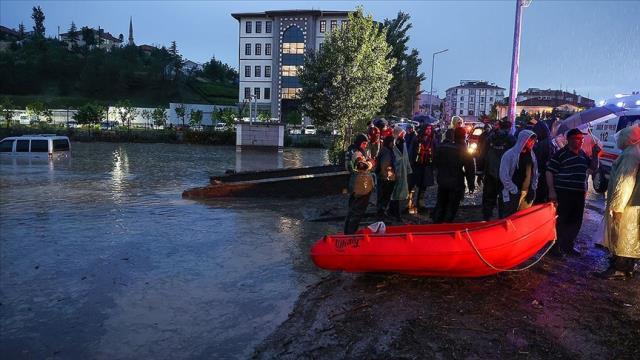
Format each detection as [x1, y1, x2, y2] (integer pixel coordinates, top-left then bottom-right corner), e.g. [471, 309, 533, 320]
[429, 49, 449, 116]
[507, 0, 532, 134]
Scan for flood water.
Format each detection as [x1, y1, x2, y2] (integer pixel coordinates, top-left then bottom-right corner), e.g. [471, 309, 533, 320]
[0, 142, 336, 359]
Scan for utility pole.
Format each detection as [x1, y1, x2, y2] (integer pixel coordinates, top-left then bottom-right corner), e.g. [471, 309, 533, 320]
[507, 0, 532, 134]
[429, 49, 448, 116]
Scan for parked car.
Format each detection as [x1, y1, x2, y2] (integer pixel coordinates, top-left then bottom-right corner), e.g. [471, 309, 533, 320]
[66, 120, 78, 129]
[289, 126, 302, 135]
[100, 121, 118, 130]
[214, 123, 229, 132]
[588, 107, 640, 193]
[304, 125, 317, 135]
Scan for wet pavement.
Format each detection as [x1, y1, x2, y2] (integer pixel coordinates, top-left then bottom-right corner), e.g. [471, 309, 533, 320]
[253, 182, 640, 359]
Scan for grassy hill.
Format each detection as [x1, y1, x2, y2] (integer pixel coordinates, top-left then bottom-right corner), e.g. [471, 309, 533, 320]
[0, 37, 238, 109]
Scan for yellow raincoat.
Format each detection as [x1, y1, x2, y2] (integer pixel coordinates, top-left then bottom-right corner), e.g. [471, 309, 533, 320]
[603, 126, 640, 258]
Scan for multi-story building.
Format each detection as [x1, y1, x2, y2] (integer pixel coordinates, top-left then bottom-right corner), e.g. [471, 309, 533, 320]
[495, 88, 595, 120]
[59, 27, 124, 51]
[517, 88, 595, 108]
[444, 80, 505, 122]
[231, 10, 350, 122]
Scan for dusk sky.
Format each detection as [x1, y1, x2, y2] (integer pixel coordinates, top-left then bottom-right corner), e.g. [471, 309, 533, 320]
[2, 0, 638, 102]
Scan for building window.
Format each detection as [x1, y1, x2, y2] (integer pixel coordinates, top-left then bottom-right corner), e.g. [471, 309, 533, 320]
[282, 42, 304, 54]
[282, 88, 301, 99]
[266, 21, 272, 33]
[244, 87, 250, 99]
[330, 20, 337, 31]
[244, 66, 251, 77]
[480, 97, 485, 102]
[255, 43, 261, 55]
[469, 110, 474, 116]
[245, 43, 251, 55]
[489, 97, 493, 102]
[459, 110, 464, 115]
[265, 43, 271, 55]
[255, 21, 262, 33]
[282, 65, 299, 77]
[255, 66, 261, 77]
[265, 65, 271, 78]
[246, 21, 252, 34]
[341, 20, 349, 28]
[470, 96, 475, 102]
[265, 88, 271, 100]
[319, 43, 324, 51]
[320, 20, 326, 33]
[254, 87, 260, 99]
[460, 96, 464, 101]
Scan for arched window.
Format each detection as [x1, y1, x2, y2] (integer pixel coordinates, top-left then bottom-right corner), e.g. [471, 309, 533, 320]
[281, 25, 304, 99]
[282, 26, 304, 54]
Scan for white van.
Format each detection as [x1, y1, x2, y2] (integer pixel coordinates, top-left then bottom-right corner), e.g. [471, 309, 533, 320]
[0, 134, 71, 159]
[589, 108, 640, 192]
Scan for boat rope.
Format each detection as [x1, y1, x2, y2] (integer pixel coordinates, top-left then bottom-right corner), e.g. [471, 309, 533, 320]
[463, 226, 556, 273]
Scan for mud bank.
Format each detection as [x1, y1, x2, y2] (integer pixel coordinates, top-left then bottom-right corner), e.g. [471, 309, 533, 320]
[254, 192, 640, 359]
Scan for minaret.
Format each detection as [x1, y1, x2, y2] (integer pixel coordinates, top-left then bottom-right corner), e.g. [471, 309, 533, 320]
[128, 17, 134, 46]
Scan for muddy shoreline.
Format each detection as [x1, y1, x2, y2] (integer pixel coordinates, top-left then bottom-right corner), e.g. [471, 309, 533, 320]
[253, 191, 640, 359]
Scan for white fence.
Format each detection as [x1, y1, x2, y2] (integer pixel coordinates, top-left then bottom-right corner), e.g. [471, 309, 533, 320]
[6, 102, 238, 128]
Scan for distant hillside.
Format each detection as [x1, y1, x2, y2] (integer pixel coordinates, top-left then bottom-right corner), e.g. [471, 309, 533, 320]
[0, 36, 238, 108]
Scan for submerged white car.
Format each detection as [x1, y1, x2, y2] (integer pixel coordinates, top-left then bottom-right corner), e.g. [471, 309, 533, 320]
[304, 125, 317, 135]
[0, 134, 71, 159]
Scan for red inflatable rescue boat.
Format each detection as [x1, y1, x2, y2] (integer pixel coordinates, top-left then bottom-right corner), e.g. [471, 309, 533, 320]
[311, 203, 556, 277]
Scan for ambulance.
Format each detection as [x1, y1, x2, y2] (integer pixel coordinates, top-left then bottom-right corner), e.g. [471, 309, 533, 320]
[588, 93, 640, 193]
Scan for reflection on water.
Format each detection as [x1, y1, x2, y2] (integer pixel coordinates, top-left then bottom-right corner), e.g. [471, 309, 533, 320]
[0, 142, 335, 359]
[110, 148, 129, 202]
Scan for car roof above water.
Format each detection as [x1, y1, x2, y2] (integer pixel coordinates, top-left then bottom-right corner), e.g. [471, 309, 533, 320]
[3, 134, 70, 141]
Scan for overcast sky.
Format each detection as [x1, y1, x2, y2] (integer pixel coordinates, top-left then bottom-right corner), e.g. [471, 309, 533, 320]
[2, 0, 638, 102]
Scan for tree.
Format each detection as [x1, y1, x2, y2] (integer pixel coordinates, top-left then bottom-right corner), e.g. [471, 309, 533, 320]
[258, 110, 272, 121]
[18, 22, 26, 40]
[141, 109, 152, 129]
[0, 97, 15, 127]
[189, 109, 203, 127]
[152, 107, 167, 129]
[73, 103, 105, 126]
[298, 7, 394, 161]
[284, 111, 302, 125]
[218, 108, 236, 129]
[174, 104, 186, 127]
[381, 12, 425, 118]
[42, 108, 53, 123]
[168, 41, 183, 80]
[68, 22, 79, 43]
[81, 27, 95, 47]
[202, 56, 238, 83]
[26, 101, 45, 122]
[115, 99, 137, 130]
[31, 6, 45, 38]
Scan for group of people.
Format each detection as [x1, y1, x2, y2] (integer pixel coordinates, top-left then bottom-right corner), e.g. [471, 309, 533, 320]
[342, 116, 639, 278]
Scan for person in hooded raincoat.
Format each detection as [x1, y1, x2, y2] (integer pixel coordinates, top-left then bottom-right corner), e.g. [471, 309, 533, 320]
[598, 126, 640, 279]
[343, 134, 374, 234]
[389, 126, 413, 220]
[499, 130, 538, 217]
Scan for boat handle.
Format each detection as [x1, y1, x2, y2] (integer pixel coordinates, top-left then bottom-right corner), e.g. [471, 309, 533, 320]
[463, 218, 557, 273]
